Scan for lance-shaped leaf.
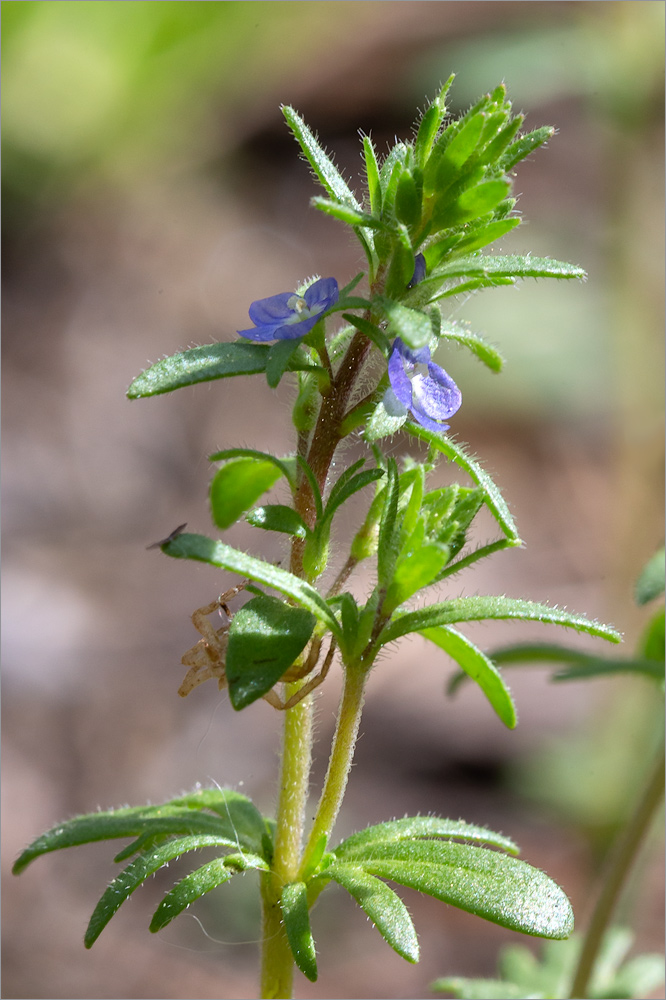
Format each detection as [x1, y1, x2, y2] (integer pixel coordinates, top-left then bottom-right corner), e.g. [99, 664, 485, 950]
[210, 457, 283, 530]
[431, 976, 536, 998]
[436, 320, 504, 373]
[500, 125, 555, 172]
[282, 106, 361, 210]
[431, 254, 586, 282]
[127, 342, 319, 398]
[311, 196, 387, 230]
[405, 424, 520, 541]
[150, 852, 268, 932]
[362, 135, 382, 215]
[320, 863, 419, 963]
[208, 448, 296, 487]
[383, 545, 449, 615]
[376, 459, 401, 589]
[84, 834, 241, 947]
[333, 816, 519, 859]
[161, 533, 341, 636]
[379, 595, 622, 648]
[352, 840, 574, 939]
[226, 594, 316, 710]
[421, 625, 517, 728]
[169, 788, 272, 858]
[280, 881, 318, 982]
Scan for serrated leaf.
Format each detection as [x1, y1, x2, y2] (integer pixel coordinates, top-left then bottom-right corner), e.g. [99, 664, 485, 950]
[379, 596, 622, 648]
[353, 840, 574, 939]
[150, 857, 235, 932]
[374, 295, 434, 350]
[334, 816, 519, 858]
[246, 504, 308, 538]
[321, 863, 419, 963]
[161, 533, 340, 636]
[405, 424, 519, 540]
[127, 342, 318, 398]
[85, 835, 238, 947]
[635, 548, 665, 605]
[226, 594, 316, 709]
[436, 321, 504, 372]
[422, 625, 516, 728]
[280, 882, 318, 982]
[210, 458, 282, 530]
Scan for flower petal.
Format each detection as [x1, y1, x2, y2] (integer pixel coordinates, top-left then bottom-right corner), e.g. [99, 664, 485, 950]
[304, 276, 339, 312]
[388, 341, 414, 409]
[248, 292, 295, 326]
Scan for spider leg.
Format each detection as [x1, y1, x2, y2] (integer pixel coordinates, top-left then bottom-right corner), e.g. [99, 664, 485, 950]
[264, 638, 337, 711]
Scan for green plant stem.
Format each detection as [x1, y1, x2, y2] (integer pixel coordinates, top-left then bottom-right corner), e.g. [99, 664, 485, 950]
[300, 664, 367, 876]
[260, 682, 314, 999]
[568, 739, 665, 999]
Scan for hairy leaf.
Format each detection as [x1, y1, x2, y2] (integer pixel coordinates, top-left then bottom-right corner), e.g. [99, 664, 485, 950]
[85, 835, 240, 947]
[280, 881, 318, 982]
[354, 840, 574, 939]
[161, 533, 340, 636]
[246, 504, 309, 538]
[334, 816, 519, 858]
[422, 625, 517, 728]
[321, 863, 419, 963]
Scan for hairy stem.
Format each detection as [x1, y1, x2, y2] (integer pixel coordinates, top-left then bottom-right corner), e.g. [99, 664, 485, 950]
[300, 664, 367, 875]
[568, 740, 665, 999]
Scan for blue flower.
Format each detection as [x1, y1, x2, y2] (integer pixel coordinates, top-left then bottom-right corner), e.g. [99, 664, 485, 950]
[407, 253, 426, 289]
[238, 277, 339, 342]
[386, 337, 462, 432]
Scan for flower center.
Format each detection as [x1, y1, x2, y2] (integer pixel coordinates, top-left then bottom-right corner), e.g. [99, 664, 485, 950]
[287, 294, 309, 315]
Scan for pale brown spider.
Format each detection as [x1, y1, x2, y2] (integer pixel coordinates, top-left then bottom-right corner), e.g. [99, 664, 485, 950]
[178, 583, 335, 710]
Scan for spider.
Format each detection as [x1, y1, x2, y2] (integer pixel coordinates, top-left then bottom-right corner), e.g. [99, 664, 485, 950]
[178, 583, 335, 710]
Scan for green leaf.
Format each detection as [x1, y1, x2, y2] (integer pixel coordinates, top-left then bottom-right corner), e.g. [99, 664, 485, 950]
[266, 339, 305, 388]
[379, 596, 622, 648]
[209, 458, 282, 530]
[353, 840, 574, 939]
[641, 607, 665, 663]
[436, 321, 504, 372]
[208, 448, 296, 489]
[431, 254, 586, 283]
[426, 111, 485, 193]
[362, 135, 382, 216]
[161, 533, 341, 636]
[376, 459, 401, 589]
[127, 342, 318, 398]
[447, 216, 521, 258]
[226, 595, 316, 709]
[405, 424, 520, 541]
[246, 504, 309, 538]
[311, 196, 386, 230]
[476, 642, 664, 684]
[280, 881, 318, 982]
[169, 788, 272, 858]
[323, 466, 385, 523]
[282, 106, 361, 210]
[449, 179, 511, 224]
[85, 835, 239, 947]
[414, 77, 454, 169]
[297, 455, 324, 521]
[431, 976, 538, 998]
[364, 397, 408, 443]
[149, 858, 235, 932]
[333, 816, 519, 858]
[395, 169, 421, 227]
[500, 126, 555, 172]
[342, 313, 392, 354]
[383, 545, 448, 614]
[635, 547, 665, 605]
[422, 625, 516, 728]
[374, 296, 434, 350]
[321, 863, 419, 963]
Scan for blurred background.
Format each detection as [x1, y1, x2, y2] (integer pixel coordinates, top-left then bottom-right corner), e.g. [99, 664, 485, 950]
[2, 2, 664, 998]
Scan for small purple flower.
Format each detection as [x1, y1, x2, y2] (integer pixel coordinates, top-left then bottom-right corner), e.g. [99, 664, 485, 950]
[386, 337, 462, 432]
[238, 277, 339, 342]
[407, 253, 426, 289]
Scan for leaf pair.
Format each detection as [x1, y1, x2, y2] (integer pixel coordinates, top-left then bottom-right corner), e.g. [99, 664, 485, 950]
[279, 815, 573, 983]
